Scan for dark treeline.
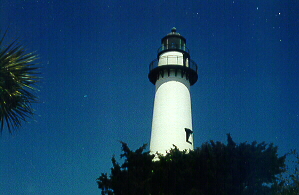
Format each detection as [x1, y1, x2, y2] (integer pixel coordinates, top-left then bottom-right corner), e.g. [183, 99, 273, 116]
[97, 134, 299, 195]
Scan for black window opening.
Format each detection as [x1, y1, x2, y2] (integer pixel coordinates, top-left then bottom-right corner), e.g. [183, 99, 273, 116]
[185, 128, 193, 145]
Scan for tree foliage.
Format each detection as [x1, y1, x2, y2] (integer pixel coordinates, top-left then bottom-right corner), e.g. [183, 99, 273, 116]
[273, 150, 299, 195]
[97, 134, 286, 195]
[0, 30, 40, 133]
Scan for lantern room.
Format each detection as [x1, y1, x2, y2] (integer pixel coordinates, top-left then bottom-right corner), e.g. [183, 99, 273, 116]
[158, 27, 189, 58]
[148, 28, 198, 86]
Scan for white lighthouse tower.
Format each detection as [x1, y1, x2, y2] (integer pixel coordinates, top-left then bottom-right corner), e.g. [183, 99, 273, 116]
[149, 28, 198, 155]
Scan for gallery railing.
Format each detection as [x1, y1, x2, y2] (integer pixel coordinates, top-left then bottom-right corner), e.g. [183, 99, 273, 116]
[157, 44, 190, 54]
[149, 56, 198, 74]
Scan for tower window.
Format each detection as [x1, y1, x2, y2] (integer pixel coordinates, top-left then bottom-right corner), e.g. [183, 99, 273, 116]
[185, 128, 193, 144]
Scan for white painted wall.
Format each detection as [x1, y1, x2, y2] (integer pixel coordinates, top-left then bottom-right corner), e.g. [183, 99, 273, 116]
[158, 51, 184, 66]
[150, 68, 194, 155]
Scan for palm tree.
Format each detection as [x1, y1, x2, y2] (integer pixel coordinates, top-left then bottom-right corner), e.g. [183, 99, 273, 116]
[0, 31, 40, 133]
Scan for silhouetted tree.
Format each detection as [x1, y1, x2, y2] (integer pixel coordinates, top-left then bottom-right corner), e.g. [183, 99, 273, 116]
[97, 134, 286, 195]
[97, 142, 155, 195]
[0, 30, 40, 133]
[273, 150, 299, 195]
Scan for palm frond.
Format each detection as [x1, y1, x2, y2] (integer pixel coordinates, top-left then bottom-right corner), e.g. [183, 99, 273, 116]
[0, 31, 40, 133]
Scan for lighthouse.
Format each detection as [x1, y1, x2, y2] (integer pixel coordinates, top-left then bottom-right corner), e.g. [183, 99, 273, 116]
[149, 28, 198, 155]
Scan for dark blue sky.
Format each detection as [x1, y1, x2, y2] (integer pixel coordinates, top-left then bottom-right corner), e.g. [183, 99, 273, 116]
[1, 0, 299, 194]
